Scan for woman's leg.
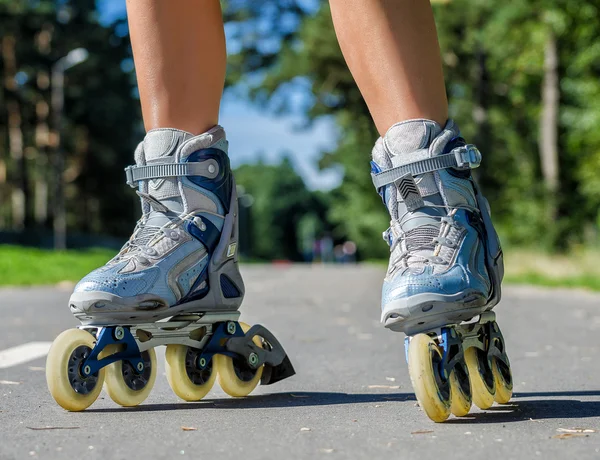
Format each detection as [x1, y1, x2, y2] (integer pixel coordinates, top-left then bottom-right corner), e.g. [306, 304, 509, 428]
[329, 0, 448, 135]
[126, 0, 226, 134]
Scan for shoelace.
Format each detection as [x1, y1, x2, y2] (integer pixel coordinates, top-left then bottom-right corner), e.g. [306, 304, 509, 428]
[386, 203, 479, 276]
[113, 192, 181, 261]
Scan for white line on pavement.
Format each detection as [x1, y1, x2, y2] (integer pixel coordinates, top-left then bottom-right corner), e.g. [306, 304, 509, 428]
[0, 342, 52, 369]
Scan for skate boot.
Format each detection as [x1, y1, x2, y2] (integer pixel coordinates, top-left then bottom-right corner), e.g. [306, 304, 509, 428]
[371, 119, 512, 422]
[46, 126, 294, 411]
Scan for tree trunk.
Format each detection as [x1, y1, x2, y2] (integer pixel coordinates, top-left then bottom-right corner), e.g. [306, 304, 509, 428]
[2, 35, 26, 230]
[34, 26, 53, 227]
[540, 30, 559, 221]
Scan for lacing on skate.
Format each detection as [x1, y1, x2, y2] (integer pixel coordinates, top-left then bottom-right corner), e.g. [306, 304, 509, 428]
[113, 152, 227, 264]
[114, 192, 204, 264]
[385, 204, 480, 276]
[373, 141, 483, 277]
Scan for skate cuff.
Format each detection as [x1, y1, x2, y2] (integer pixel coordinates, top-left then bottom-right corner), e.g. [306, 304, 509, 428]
[125, 161, 220, 188]
[371, 144, 481, 190]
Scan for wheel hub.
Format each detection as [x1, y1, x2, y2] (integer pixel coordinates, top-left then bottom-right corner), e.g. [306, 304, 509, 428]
[67, 345, 99, 395]
[121, 350, 153, 391]
[185, 347, 213, 385]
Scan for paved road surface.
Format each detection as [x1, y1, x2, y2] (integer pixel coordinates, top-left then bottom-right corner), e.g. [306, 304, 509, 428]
[1, 265, 600, 459]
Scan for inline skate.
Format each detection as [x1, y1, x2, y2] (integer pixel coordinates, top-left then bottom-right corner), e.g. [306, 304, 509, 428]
[371, 119, 512, 422]
[46, 127, 295, 411]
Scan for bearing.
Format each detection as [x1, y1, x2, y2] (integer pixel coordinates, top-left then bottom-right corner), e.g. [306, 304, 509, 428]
[226, 322, 237, 335]
[114, 327, 125, 341]
[248, 353, 259, 367]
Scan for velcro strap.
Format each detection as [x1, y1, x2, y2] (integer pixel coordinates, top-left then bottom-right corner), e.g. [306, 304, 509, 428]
[371, 144, 481, 190]
[125, 161, 219, 188]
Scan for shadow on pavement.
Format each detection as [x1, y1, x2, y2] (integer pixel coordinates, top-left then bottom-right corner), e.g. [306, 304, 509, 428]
[515, 391, 600, 398]
[85, 391, 600, 423]
[446, 396, 600, 424]
[85, 391, 416, 413]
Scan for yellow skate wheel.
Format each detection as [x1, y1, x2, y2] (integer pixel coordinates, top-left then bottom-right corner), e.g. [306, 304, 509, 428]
[492, 357, 513, 404]
[214, 322, 264, 397]
[464, 347, 495, 409]
[165, 344, 217, 401]
[408, 333, 451, 423]
[46, 328, 105, 412]
[103, 345, 157, 407]
[449, 363, 472, 417]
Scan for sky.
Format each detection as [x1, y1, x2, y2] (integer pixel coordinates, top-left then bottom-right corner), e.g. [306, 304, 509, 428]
[97, 0, 342, 191]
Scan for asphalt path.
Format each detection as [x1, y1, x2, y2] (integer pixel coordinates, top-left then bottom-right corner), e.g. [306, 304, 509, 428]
[1, 265, 600, 459]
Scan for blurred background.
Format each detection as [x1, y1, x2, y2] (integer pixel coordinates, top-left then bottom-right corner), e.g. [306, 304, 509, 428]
[0, 0, 599, 289]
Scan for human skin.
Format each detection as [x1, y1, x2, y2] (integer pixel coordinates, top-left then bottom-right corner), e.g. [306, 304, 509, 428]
[329, 0, 449, 134]
[126, 0, 448, 137]
[126, 0, 226, 134]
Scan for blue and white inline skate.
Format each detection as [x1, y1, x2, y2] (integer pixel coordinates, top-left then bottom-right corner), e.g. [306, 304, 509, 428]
[371, 119, 512, 422]
[46, 126, 295, 411]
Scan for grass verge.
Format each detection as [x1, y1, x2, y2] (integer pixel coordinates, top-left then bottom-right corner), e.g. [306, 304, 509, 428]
[2, 245, 600, 291]
[367, 248, 600, 292]
[502, 249, 600, 291]
[0, 245, 114, 286]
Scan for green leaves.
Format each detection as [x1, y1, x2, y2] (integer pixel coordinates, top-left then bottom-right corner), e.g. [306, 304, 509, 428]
[229, 0, 600, 252]
[0, 1, 140, 238]
[234, 158, 329, 261]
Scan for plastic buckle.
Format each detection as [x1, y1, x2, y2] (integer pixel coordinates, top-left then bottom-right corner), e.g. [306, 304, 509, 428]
[124, 166, 136, 188]
[453, 144, 482, 170]
[382, 228, 393, 246]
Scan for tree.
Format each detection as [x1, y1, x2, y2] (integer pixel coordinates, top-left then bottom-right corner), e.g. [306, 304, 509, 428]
[234, 157, 329, 260]
[0, 0, 141, 245]
[229, 0, 600, 252]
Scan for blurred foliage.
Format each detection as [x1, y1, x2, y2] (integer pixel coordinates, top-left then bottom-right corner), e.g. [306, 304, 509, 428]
[229, 0, 600, 254]
[6, 243, 600, 289]
[0, 0, 140, 242]
[434, 0, 600, 249]
[2, 0, 600, 261]
[235, 157, 330, 260]
[0, 244, 113, 285]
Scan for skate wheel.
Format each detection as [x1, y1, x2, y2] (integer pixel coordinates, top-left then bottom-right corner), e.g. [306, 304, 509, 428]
[449, 362, 472, 417]
[492, 357, 513, 404]
[464, 347, 495, 410]
[46, 328, 105, 411]
[214, 322, 264, 397]
[408, 333, 451, 422]
[165, 344, 217, 401]
[103, 345, 157, 407]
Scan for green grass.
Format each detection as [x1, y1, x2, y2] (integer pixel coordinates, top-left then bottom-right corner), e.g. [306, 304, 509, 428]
[368, 248, 600, 292]
[0, 245, 115, 286]
[503, 272, 600, 291]
[3, 244, 600, 291]
[502, 249, 600, 291]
